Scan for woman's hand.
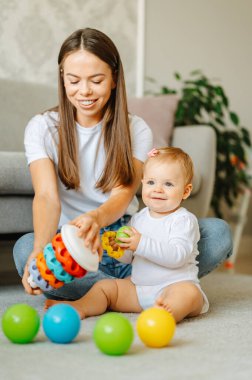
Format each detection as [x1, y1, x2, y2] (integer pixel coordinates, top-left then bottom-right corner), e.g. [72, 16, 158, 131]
[70, 210, 102, 257]
[22, 250, 43, 296]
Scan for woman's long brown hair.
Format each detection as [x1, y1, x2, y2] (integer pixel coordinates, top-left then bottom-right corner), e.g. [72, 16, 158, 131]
[54, 28, 134, 192]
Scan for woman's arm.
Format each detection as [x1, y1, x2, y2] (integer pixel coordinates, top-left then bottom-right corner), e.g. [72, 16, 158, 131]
[71, 158, 143, 252]
[22, 158, 61, 295]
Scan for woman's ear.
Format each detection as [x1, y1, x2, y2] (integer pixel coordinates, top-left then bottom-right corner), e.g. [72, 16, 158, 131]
[182, 184, 193, 200]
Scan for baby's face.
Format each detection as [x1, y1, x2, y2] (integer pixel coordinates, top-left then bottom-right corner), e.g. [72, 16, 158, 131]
[142, 159, 192, 218]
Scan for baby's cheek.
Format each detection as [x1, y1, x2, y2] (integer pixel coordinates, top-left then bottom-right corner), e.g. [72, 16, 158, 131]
[141, 191, 149, 205]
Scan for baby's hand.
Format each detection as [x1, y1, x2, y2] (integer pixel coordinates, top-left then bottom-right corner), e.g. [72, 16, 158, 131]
[116, 227, 141, 252]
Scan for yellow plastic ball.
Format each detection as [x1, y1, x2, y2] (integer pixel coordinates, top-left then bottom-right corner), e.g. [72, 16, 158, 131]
[136, 307, 176, 348]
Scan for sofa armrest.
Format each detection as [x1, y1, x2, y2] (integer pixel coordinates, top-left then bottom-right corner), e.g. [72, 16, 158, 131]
[0, 152, 33, 194]
[172, 125, 216, 218]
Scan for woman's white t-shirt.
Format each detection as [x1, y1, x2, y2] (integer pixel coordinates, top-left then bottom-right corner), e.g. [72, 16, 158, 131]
[24, 111, 153, 227]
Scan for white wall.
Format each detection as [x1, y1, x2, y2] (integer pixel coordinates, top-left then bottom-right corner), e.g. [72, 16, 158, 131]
[145, 0, 252, 134]
[0, 0, 137, 96]
[145, 0, 252, 232]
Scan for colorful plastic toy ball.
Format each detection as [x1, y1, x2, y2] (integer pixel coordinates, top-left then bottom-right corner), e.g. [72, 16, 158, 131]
[115, 226, 131, 243]
[136, 307, 176, 348]
[43, 304, 81, 344]
[2, 303, 40, 344]
[93, 312, 134, 355]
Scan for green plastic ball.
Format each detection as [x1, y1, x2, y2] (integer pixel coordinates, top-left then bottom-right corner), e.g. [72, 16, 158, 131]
[2, 303, 40, 344]
[93, 312, 134, 355]
[115, 226, 131, 243]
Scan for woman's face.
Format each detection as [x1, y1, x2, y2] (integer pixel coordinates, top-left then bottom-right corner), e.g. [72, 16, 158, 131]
[62, 49, 116, 127]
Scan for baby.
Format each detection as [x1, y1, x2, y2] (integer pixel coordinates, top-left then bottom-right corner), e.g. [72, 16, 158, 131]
[45, 147, 209, 322]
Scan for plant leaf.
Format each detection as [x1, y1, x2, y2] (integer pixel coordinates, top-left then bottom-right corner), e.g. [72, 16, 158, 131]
[230, 111, 239, 126]
[154, 69, 252, 217]
[190, 69, 202, 76]
[241, 127, 251, 146]
[174, 72, 181, 80]
[161, 86, 177, 95]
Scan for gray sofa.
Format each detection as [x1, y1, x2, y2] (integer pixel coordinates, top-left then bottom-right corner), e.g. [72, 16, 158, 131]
[0, 79, 216, 234]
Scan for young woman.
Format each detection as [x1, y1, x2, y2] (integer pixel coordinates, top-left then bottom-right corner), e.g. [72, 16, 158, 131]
[13, 28, 232, 301]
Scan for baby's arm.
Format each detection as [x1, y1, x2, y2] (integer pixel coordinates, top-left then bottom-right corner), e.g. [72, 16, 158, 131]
[132, 216, 200, 268]
[116, 249, 134, 264]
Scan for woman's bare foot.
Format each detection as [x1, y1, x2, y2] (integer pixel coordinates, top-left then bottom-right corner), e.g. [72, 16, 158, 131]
[44, 299, 86, 319]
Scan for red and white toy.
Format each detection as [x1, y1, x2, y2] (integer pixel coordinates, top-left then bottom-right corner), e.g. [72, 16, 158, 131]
[28, 225, 99, 291]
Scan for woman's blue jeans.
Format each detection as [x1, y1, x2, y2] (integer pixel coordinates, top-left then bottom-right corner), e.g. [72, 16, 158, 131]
[13, 217, 233, 301]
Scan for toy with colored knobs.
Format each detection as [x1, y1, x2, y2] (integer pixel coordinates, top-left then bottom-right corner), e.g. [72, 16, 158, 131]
[28, 224, 99, 291]
[101, 226, 131, 259]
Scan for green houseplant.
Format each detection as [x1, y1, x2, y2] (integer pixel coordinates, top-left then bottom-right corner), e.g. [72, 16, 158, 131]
[147, 70, 251, 217]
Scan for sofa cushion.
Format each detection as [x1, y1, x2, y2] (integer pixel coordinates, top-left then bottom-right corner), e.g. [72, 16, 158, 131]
[191, 170, 201, 196]
[128, 95, 179, 147]
[0, 79, 57, 151]
[0, 152, 33, 194]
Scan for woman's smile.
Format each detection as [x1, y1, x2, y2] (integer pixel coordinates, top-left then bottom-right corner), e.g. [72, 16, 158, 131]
[78, 99, 98, 108]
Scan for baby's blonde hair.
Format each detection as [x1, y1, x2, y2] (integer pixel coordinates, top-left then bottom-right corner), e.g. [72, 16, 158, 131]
[145, 147, 194, 185]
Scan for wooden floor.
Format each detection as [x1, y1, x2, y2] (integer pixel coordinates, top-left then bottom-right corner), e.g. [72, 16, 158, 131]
[0, 234, 251, 286]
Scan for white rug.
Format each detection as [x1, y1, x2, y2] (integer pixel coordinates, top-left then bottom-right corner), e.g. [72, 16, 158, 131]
[0, 272, 252, 380]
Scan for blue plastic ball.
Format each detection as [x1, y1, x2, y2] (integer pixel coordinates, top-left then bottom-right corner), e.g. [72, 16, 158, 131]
[43, 304, 81, 344]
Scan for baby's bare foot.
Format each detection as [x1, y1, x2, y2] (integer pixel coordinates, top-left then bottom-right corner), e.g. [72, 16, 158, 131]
[155, 294, 173, 314]
[44, 299, 85, 319]
[44, 299, 61, 310]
